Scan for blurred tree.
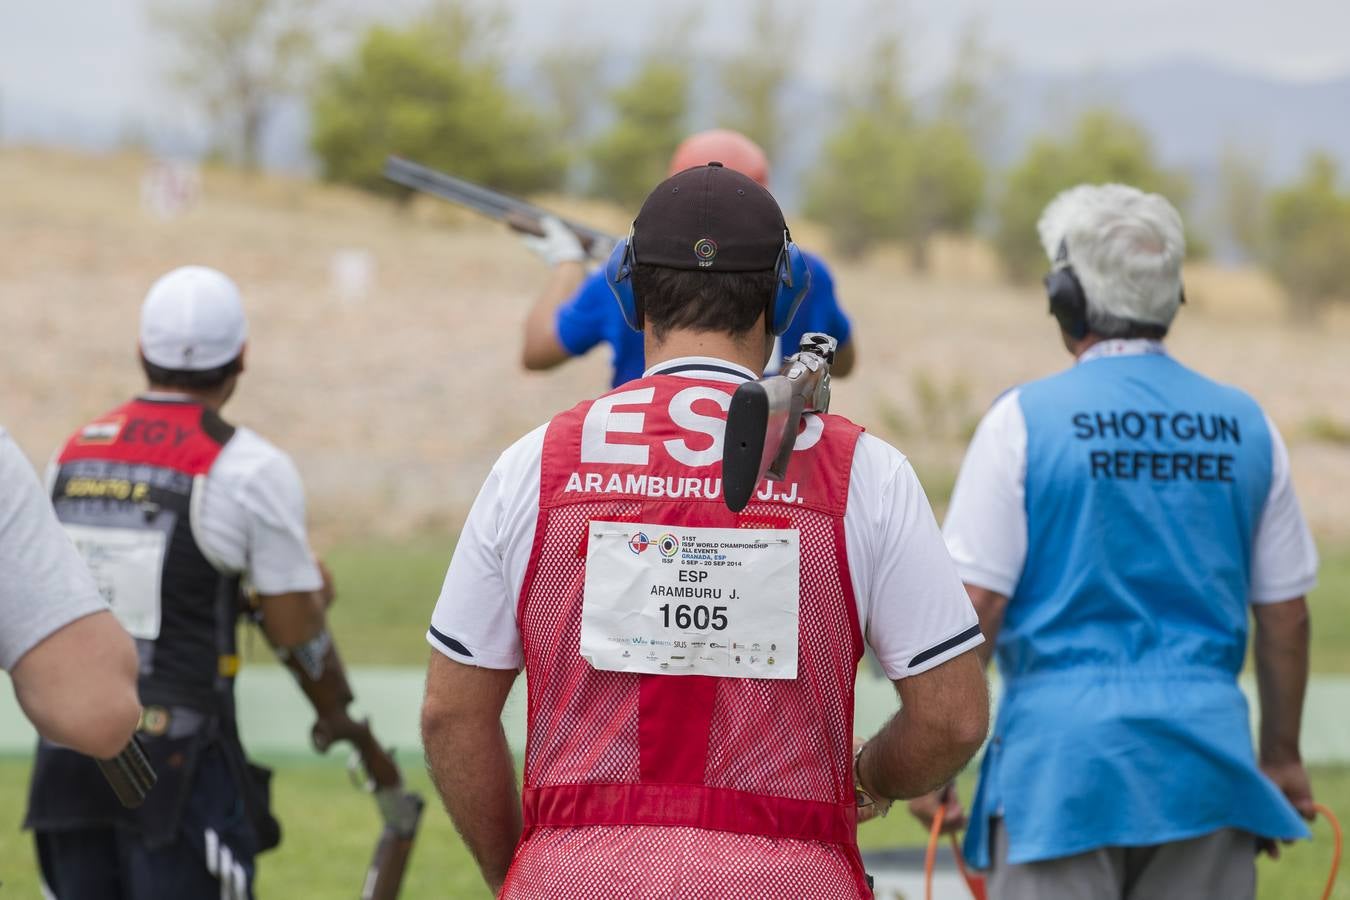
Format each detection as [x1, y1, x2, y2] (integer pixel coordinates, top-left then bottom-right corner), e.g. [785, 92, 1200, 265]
[588, 60, 690, 207]
[310, 3, 563, 197]
[150, 0, 321, 170]
[1265, 153, 1350, 316]
[1219, 147, 1269, 260]
[936, 22, 1006, 155]
[717, 0, 803, 161]
[805, 21, 986, 267]
[804, 27, 912, 257]
[994, 109, 1191, 281]
[536, 47, 606, 191]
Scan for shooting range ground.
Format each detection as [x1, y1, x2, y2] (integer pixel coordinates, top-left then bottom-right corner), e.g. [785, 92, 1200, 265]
[2, 149, 1348, 898]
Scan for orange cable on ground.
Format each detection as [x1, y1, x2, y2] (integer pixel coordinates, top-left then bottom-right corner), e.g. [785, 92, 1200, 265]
[949, 832, 987, 900]
[1314, 802, 1342, 900]
[924, 802, 946, 900]
[924, 800, 987, 900]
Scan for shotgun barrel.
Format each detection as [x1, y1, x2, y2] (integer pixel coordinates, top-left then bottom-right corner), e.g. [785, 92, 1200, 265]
[383, 156, 618, 260]
[96, 734, 157, 808]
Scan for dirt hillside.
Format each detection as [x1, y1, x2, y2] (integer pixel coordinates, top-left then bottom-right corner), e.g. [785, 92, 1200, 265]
[3, 149, 1347, 544]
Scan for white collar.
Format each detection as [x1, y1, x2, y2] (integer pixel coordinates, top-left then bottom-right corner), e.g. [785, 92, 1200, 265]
[139, 390, 195, 402]
[1077, 339, 1168, 365]
[644, 356, 758, 384]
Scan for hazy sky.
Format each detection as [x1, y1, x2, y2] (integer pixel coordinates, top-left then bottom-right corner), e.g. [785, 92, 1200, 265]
[3, 0, 1349, 146]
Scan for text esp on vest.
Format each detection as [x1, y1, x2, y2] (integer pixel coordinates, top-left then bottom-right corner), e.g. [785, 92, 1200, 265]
[562, 385, 824, 505]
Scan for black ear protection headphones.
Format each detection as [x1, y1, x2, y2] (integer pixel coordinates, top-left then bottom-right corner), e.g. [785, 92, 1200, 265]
[1044, 239, 1185, 340]
[606, 227, 811, 335]
[1044, 240, 1090, 340]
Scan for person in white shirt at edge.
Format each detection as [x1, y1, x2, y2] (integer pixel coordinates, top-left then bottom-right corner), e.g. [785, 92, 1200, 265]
[420, 162, 989, 899]
[0, 427, 140, 758]
[24, 266, 342, 900]
[913, 184, 1321, 900]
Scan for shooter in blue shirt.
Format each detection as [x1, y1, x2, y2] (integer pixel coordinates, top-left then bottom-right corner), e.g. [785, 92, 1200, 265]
[517, 130, 857, 387]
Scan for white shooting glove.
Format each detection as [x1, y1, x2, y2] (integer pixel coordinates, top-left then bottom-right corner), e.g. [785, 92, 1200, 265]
[521, 215, 586, 266]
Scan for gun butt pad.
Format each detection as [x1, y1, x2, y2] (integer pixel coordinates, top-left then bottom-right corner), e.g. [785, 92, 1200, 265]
[97, 734, 157, 808]
[722, 382, 771, 513]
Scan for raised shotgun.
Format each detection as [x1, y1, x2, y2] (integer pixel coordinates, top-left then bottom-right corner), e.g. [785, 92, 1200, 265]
[721, 333, 839, 513]
[383, 156, 618, 260]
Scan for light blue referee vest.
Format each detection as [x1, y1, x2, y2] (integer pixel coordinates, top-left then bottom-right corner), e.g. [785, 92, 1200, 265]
[965, 347, 1310, 868]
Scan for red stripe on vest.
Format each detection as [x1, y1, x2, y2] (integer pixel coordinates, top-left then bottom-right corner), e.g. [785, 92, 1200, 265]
[522, 782, 859, 845]
[58, 399, 226, 476]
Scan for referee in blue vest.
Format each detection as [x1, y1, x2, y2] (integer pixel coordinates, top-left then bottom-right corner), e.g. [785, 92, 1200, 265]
[922, 184, 1320, 899]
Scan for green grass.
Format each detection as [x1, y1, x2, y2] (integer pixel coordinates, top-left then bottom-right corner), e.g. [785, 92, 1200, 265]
[1, 758, 1345, 898]
[237, 537, 457, 668]
[1310, 548, 1350, 675]
[308, 538, 1350, 673]
[0, 755, 492, 899]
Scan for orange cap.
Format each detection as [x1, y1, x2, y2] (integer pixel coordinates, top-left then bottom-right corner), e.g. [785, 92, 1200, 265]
[668, 129, 770, 187]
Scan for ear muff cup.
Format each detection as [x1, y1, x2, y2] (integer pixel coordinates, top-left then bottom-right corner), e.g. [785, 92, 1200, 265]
[771, 238, 812, 336]
[1045, 265, 1089, 340]
[1044, 238, 1089, 340]
[605, 234, 641, 330]
[607, 229, 813, 336]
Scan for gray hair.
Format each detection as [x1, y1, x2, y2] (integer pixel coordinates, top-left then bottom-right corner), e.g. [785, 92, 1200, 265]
[1037, 184, 1186, 336]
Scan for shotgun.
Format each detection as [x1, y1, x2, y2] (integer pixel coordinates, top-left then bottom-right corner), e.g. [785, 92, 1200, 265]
[271, 631, 424, 900]
[383, 156, 618, 260]
[721, 332, 839, 512]
[96, 734, 156, 808]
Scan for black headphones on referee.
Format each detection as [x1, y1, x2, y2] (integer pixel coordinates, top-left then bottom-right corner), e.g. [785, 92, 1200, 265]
[1044, 240, 1091, 340]
[1044, 239, 1185, 340]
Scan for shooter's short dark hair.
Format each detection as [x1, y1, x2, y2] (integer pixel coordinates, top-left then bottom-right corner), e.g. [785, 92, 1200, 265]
[633, 264, 779, 342]
[140, 353, 244, 390]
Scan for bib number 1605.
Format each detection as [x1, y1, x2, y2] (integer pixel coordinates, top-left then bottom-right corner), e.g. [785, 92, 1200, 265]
[659, 603, 728, 631]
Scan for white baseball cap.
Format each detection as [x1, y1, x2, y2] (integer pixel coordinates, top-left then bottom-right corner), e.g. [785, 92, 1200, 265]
[139, 266, 248, 371]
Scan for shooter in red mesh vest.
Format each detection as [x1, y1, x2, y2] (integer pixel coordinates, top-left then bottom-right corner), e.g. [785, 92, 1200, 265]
[421, 164, 990, 899]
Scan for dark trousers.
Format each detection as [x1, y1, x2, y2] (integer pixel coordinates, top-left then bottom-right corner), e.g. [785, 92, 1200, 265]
[36, 746, 259, 900]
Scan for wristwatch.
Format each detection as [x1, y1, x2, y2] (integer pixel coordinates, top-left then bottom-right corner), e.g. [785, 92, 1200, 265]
[853, 743, 891, 817]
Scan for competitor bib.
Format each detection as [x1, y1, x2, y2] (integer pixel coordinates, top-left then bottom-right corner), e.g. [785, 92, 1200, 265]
[580, 521, 800, 679]
[63, 524, 166, 640]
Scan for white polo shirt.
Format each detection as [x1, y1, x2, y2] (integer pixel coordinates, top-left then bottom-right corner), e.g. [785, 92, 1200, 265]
[943, 340, 1319, 602]
[0, 427, 110, 671]
[429, 356, 982, 679]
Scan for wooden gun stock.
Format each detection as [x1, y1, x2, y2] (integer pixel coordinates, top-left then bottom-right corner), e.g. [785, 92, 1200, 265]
[722, 333, 838, 512]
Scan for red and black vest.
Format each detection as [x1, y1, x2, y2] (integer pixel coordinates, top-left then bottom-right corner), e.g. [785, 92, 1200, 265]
[502, 372, 871, 899]
[27, 397, 246, 841]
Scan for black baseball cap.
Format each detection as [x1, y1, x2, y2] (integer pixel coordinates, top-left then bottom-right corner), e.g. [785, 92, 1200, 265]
[631, 162, 788, 272]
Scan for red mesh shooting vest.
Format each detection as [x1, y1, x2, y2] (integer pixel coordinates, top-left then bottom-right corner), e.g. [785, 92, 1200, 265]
[503, 372, 870, 900]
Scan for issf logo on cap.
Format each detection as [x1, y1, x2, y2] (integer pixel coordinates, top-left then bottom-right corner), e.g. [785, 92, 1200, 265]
[693, 238, 718, 268]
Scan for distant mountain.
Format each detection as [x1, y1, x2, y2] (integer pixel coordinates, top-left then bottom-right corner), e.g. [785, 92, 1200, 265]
[992, 59, 1350, 178]
[704, 58, 1350, 211]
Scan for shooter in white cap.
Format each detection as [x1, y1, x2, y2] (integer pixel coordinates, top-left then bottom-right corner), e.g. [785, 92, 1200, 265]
[23, 266, 354, 900]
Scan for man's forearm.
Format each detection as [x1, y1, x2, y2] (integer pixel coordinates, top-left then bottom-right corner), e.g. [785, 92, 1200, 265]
[859, 651, 989, 800]
[1253, 597, 1310, 762]
[425, 716, 521, 890]
[861, 706, 976, 800]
